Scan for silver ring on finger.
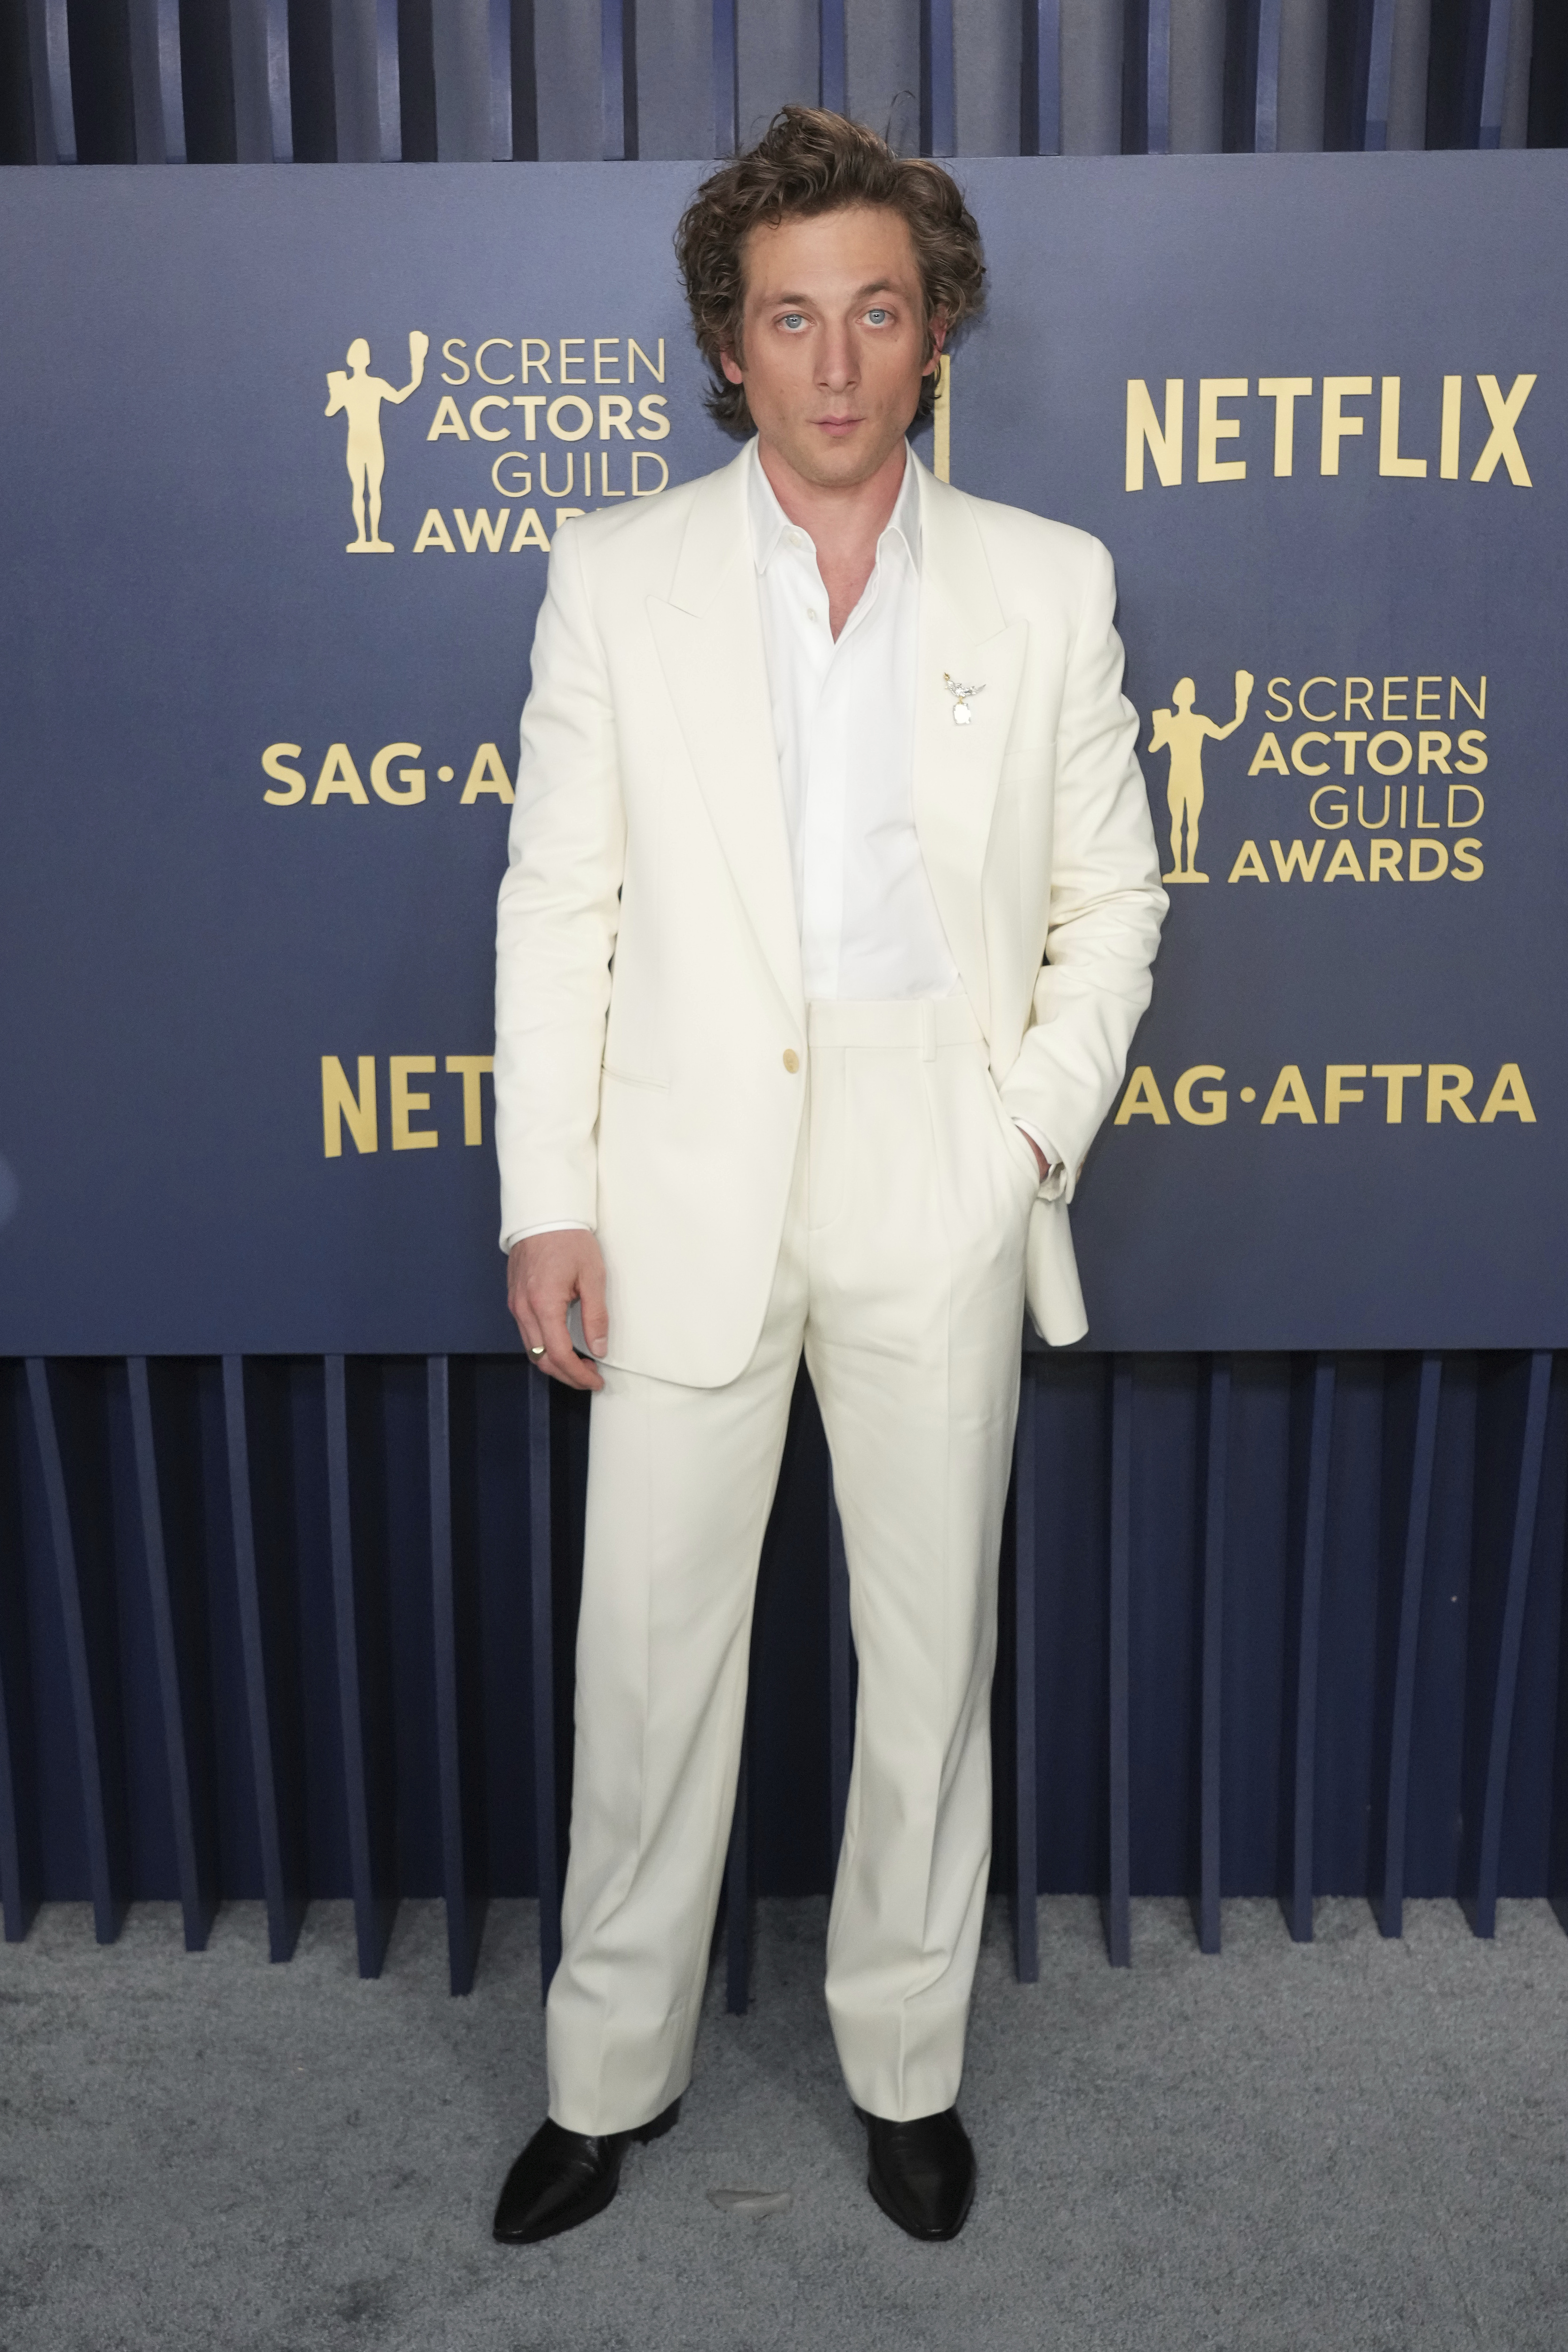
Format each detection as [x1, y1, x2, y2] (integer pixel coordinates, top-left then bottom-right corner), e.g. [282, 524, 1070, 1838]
[529, 1344, 547, 1357]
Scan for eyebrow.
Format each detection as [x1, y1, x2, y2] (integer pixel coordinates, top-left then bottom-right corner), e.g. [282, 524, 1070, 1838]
[765, 279, 907, 306]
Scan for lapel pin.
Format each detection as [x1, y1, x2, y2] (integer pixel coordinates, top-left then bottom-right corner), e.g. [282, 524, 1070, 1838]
[944, 672, 985, 727]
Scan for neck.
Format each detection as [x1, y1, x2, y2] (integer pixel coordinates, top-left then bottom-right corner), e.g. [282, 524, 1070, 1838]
[755, 434, 908, 577]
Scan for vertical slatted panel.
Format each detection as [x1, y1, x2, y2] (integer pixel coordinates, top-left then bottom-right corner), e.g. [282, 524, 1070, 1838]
[230, 0, 293, 160]
[1376, 1354, 1441, 1938]
[713, 0, 738, 154]
[1364, 0, 1397, 143]
[1254, 0, 1283, 147]
[828, 1486, 852, 1865]
[430, 1355, 486, 1992]
[224, 1355, 306, 1960]
[1012, 1359, 1040, 1981]
[602, 0, 636, 157]
[25, 0, 75, 161]
[923, 0, 957, 153]
[0, 1367, 42, 1940]
[331, 0, 400, 159]
[127, 0, 186, 161]
[1103, 1358, 1132, 1965]
[1282, 1356, 1335, 1943]
[1194, 1355, 1229, 1954]
[488, 0, 513, 155]
[325, 1356, 396, 1979]
[1467, 1350, 1552, 1937]
[528, 1370, 561, 1997]
[1146, 0, 1172, 149]
[1477, 0, 1516, 145]
[26, 1361, 127, 1943]
[1021, 0, 1063, 151]
[127, 1359, 218, 1951]
[820, 0, 847, 111]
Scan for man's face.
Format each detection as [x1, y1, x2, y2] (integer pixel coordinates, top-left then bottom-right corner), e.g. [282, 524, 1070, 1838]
[722, 205, 938, 489]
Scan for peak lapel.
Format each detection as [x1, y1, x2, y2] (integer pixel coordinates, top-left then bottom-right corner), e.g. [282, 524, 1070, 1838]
[912, 461, 1026, 1036]
[646, 451, 804, 1026]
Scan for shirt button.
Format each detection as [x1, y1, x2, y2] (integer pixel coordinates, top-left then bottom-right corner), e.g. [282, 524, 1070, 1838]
[782, 1049, 800, 1074]
[806, 607, 818, 621]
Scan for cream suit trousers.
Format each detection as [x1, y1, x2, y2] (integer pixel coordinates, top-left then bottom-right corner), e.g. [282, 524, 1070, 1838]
[546, 997, 1039, 2134]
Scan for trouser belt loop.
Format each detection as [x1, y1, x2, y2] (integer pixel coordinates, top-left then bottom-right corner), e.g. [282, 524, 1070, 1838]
[919, 1001, 937, 1062]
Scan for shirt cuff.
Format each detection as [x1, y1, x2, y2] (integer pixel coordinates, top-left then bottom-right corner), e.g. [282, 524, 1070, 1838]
[503, 1220, 594, 1251]
[1012, 1118, 1057, 1178]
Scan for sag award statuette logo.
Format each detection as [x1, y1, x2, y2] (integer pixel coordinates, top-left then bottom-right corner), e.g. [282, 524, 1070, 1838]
[1149, 669, 1254, 882]
[325, 331, 430, 553]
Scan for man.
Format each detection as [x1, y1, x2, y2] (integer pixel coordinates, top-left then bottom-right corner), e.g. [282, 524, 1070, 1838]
[490, 108, 1165, 2246]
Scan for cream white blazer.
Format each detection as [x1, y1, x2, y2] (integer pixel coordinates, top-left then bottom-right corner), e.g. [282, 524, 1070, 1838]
[494, 443, 1166, 1387]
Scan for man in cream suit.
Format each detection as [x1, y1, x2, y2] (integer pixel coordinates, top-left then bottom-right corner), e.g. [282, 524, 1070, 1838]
[491, 108, 1165, 2246]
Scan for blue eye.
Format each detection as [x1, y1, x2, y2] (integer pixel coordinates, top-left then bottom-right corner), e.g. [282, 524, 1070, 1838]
[866, 308, 889, 325]
[780, 312, 806, 330]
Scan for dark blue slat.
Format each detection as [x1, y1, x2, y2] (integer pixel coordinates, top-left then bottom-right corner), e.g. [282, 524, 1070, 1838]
[528, 1369, 561, 1998]
[1145, 0, 1170, 153]
[326, 1356, 396, 1979]
[828, 1488, 852, 1865]
[223, 1355, 305, 1961]
[1024, 0, 1061, 155]
[430, 1356, 486, 1992]
[1194, 1355, 1229, 1954]
[1478, 0, 1515, 149]
[1283, 1357, 1335, 1943]
[26, 1360, 126, 1943]
[127, 1358, 216, 1951]
[724, 1736, 750, 2013]
[0, 1369, 41, 1940]
[1363, 0, 1396, 147]
[602, 0, 635, 159]
[1377, 1354, 1441, 1938]
[1103, 1358, 1132, 1966]
[921, 0, 956, 157]
[26, 0, 76, 163]
[1254, 0, 1282, 151]
[1013, 1359, 1039, 1982]
[712, 0, 737, 157]
[819, 0, 846, 114]
[1470, 1350, 1552, 1936]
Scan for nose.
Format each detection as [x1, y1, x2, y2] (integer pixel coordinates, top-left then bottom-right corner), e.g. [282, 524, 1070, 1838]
[816, 321, 858, 393]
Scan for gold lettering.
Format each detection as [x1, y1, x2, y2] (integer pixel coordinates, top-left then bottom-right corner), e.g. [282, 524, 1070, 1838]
[1479, 1065, 1535, 1122]
[369, 743, 424, 804]
[1372, 1064, 1421, 1121]
[1378, 376, 1426, 477]
[1114, 1065, 1170, 1123]
[474, 338, 515, 385]
[390, 1057, 438, 1150]
[1321, 377, 1372, 474]
[1471, 373, 1535, 485]
[1196, 378, 1246, 483]
[262, 743, 307, 805]
[1174, 1066, 1227, 1124]
[445, 1055, 494, 1144]
[1125, 378, 1183, 491]
[1426, 1065, 1475, 1123]
[1260, 1065, 1317, 1124]
[1324, 1065, 1366, 1122]
[322, 1056, 377, 1156]
[1256, 377, 1312, 477]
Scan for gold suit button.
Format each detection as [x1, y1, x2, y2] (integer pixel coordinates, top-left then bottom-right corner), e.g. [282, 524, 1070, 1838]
[782, 1048, 800, 1074]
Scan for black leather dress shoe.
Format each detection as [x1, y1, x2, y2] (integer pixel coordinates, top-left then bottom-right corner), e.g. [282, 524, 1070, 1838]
[492, 2098, 681, 2244]
[860, 2106, 976, 2241]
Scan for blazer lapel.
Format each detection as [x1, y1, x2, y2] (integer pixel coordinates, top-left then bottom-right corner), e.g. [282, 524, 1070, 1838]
[647, 449, 804, 1026]
[912, 457, 1026, 1036]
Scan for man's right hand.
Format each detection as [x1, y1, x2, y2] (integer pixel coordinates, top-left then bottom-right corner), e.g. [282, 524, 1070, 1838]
[508, 1231, 609, 1392]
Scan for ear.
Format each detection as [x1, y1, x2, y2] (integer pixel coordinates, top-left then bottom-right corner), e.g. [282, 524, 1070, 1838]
[922, 315, 948, 377]
[719, 348, 744, 387]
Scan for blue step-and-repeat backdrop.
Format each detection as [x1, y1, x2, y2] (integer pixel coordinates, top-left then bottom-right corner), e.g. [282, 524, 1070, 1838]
[0, 154, 1561, 1355]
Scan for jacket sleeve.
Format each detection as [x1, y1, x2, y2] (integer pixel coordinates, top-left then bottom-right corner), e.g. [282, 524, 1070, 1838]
[493, 521, 627, 1247]
[996, 536, 1167, 1202]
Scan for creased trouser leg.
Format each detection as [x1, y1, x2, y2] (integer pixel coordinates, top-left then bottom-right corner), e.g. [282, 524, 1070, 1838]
[806, 1000, 1032, 2123]
[545, 997, 1032, 2136]
[544, 1150, 808, 2136]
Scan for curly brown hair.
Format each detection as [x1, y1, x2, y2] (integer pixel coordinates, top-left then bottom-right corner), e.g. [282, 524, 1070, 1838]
[675, 107, 987, 437]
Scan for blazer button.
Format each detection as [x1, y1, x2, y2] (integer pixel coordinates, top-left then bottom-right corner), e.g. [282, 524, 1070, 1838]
[782, 1048, 800, 1074]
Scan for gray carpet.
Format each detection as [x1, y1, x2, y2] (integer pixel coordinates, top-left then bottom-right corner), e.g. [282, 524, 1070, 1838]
[2, 1894, 1566, 2351]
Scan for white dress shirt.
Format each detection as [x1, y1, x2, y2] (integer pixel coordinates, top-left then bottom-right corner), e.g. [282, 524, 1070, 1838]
[748, 437, 959, 1002]
[506, 439, 1050, 1247]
